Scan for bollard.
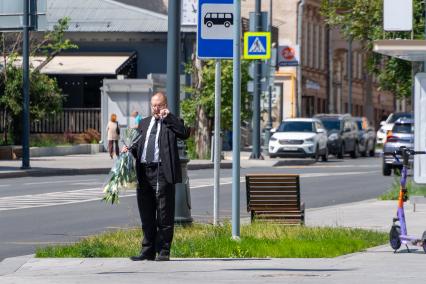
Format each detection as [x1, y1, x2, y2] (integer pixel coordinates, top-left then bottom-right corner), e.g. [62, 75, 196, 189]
[174, 140, 193, 224]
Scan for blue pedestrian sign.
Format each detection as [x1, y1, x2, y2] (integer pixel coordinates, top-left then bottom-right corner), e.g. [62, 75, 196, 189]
[197, 0, 234, 59]
[243, 32, 271, 60]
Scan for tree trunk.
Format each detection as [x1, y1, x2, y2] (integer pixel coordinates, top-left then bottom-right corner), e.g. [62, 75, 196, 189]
[190, 47, 212, 159]
[2, 109, 8, 145]
[11, 115, 22, 145]
[194, 105, 211, 159]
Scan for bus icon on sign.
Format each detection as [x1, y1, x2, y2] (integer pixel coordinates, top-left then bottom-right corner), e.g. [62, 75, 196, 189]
[204, 12, 233, 28]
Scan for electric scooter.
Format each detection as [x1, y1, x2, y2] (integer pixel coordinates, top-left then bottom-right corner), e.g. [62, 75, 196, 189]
[388, 146, 426, 253]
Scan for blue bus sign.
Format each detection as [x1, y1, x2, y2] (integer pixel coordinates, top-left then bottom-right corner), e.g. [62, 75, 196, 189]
[197, 0, 234, 59]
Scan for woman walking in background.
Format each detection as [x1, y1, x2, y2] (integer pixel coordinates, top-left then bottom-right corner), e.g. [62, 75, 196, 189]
[106, 113, 120, 159]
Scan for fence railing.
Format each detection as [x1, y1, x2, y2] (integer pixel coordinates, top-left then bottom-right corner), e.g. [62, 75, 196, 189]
[30, 108, 101, 134]
[0, 108, 101, 134]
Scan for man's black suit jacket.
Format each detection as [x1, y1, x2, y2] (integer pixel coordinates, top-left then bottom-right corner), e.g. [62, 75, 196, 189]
[130, 113, 190, 185]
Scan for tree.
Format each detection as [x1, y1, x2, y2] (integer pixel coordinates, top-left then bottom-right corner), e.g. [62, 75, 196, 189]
[321, 0, 425, 115]
[182, 59, 252, 159]
[0, 17, 77, 145]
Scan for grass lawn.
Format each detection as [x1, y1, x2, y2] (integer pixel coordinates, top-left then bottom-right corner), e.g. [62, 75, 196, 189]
[379, 177, 426, 200]
[36, 223, 387, 258]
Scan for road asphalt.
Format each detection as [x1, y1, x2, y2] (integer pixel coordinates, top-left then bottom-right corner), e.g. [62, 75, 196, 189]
[1, 151, 425, 283]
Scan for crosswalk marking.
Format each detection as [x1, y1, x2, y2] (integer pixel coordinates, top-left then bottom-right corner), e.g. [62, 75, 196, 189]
[0, 171, 379, 212]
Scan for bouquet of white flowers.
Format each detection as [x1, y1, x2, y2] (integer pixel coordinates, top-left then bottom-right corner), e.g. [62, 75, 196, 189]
[102, 128, 141, 204]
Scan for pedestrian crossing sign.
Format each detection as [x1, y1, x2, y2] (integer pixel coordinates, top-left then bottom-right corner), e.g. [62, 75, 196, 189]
[243, 32, 271, 59]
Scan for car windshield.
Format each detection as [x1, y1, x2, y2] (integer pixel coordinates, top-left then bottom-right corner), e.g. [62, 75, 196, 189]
[278, 121, 314, 132]
[321, 120, 340, 131]
[393, 123, 413, 134]
[387, 113, 412, 123]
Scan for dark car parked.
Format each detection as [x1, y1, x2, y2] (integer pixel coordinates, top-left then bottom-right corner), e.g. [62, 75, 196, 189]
[314, 114, 359, 159]
[354, 116, 376, 157]
[382, 118, 414, 176]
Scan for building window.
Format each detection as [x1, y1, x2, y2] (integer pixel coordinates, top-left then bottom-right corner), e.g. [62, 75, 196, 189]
[320, 26, 326, 70]
[315, 25, 320, 69]
[358, 53, 363, 79]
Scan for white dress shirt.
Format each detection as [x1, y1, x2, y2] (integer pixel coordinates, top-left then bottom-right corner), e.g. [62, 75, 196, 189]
[141, 117, 162, 163]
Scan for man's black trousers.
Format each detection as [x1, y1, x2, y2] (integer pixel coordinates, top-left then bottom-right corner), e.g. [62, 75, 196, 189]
[136, 164, 175, 257]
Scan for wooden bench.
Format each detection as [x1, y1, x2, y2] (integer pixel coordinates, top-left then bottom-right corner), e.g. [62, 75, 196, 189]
[246, 174, 305, 225]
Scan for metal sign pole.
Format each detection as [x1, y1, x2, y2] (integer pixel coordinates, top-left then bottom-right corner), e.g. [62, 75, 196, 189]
[21, 0, 30, 169]
[232, 0, 241, 239]
[213, 59, 221, 226]
[250, 0, 262, 160]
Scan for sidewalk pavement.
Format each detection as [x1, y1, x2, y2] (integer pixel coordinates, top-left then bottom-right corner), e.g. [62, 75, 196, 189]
[1, 200, 425, 283]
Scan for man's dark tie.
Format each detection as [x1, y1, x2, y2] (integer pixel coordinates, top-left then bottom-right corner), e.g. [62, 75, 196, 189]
[145, 119, 158, 163]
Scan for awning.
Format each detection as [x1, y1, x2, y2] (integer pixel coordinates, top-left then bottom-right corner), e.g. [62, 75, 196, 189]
[40, 52, 136, 75]
[373, 40, 426, 62]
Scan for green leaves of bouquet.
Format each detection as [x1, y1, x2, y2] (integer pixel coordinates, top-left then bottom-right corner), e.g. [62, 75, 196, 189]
[102, 128, 140, 204]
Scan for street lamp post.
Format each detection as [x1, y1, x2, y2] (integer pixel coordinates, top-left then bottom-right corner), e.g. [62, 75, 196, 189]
[347, 35, 352, 114]
[21, 0, 31, 169]
[250, 0, 263, 159]
[263, 0, 273, 156]
[166, 0, 193, 224]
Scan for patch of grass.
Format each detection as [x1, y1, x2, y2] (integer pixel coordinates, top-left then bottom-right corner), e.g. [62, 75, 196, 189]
[35, 223, 387, 258]
[379, 177, 426, 200]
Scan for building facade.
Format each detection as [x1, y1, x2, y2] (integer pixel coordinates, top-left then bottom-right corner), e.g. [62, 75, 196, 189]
[241, 0, 396, 128]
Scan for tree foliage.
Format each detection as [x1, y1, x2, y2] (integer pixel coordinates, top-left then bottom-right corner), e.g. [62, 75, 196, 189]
[181, 59, 252, 131]
[321, 0, 425, 98]
[0, 17, 77, 145]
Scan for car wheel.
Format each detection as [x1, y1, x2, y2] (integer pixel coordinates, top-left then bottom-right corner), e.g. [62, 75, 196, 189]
[224, 21, 231, 27]
[361, 142, 367, 157]
[269, 154, 276, 159]
[350, 143, 359, 159]
[369, 140, 376, 157]
[321, 147, 328, 162]
[206, 21, 213, 27]
[337, 144, 344, 159]
[312, 147, 319, 162]
[383, 161, 392, 176]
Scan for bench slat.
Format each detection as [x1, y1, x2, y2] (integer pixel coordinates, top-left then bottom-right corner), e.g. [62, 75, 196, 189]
[246, 174, 303, 225]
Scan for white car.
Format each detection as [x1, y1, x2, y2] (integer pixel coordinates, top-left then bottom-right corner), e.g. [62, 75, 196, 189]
[268, 118, 328, 161]
[376, 112, 412, 145]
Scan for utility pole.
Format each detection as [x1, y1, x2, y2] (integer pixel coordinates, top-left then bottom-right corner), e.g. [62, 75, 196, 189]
[327, 24, 334, 113]
[250, 0, 263, 159]
[296, 0, 305, 117]
[347, 35, 353, 114]
[166, 0, 193, 224]
[232, 0, 242, 239]
[166, 0, 181, 116]
[213, 59, 221, 225]
[21, 0, 31, 169]
[263, 0, 273, 155]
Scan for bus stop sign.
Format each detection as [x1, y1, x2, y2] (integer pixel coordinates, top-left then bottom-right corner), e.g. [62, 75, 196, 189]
[197, 0, 234, 59]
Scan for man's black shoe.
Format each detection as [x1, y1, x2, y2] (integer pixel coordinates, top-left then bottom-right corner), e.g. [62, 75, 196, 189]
[130, 254, 155, 261]
[155, 251, 170, 261]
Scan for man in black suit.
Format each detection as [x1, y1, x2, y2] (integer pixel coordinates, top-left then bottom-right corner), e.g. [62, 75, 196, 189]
[123, 92, 190, 261]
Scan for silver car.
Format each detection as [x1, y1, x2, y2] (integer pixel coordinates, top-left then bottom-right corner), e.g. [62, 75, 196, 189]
[382, 118, 414, 176]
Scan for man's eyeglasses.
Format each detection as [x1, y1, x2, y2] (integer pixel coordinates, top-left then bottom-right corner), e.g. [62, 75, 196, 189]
[151, 104, 166, 109]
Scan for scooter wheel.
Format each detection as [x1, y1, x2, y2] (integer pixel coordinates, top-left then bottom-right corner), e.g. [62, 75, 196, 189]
[390, 225, 401, 251]
[422, 231, 426, 253]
